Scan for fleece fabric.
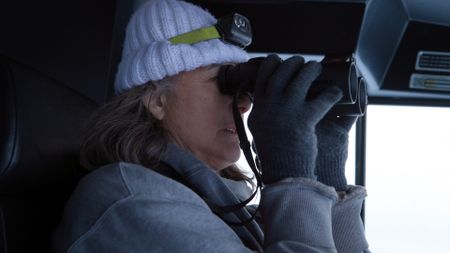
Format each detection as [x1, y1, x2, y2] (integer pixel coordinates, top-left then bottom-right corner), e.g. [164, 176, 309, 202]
[51, 144, 370, 253]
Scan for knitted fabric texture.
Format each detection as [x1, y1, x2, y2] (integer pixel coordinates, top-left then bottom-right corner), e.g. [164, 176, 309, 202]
[114, 0, 249, 93]
[247, 55, 343, 184]
[315, 117, 357, 191]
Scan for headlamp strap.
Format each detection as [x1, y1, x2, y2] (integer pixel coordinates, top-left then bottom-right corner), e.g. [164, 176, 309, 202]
[169, 26, 221, 45]
[169, 13, 252, 48]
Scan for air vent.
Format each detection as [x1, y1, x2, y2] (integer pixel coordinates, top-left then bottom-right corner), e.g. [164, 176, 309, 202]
[410, 73, 450, 92]
[416, 51, 450, 73]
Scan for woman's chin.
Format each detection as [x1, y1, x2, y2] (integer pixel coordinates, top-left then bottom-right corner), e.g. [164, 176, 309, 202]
[225, 147, 242, 164]
[212, 149, 241, 171]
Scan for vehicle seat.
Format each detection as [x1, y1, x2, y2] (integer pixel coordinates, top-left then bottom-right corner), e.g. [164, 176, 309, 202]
[0, 55, 98, 253]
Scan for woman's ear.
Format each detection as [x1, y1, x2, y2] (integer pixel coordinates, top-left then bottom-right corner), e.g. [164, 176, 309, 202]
[142, 88, 167, 120]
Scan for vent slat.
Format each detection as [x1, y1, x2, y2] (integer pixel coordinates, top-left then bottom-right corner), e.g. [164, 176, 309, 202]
[416, 51, 450, 72]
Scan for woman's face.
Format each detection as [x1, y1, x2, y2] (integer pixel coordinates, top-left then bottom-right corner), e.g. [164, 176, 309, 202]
[163, 65, 251, 171]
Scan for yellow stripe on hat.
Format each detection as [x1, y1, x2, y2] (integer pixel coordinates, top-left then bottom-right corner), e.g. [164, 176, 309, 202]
[169, 26, 221, 45]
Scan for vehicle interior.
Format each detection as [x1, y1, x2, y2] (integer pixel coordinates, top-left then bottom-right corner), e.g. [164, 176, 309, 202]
[1, 0, 449, 252]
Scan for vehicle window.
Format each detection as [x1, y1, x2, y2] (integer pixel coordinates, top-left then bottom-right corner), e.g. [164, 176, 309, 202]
[346, 126, 356, 185]
[365, 105, 450, 252]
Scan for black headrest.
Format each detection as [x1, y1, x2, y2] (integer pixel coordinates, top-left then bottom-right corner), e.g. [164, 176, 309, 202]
[0, 55, 98, 195]
[0, 56, 98, 252]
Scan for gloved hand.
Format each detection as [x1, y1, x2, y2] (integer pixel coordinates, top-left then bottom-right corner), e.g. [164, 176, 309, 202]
[315, 115, 358, 191]
[248, 54, 343, 184]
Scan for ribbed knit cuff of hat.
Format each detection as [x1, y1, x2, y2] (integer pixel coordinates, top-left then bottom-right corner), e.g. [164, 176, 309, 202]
[113, 0, 249, 94]
[316, 124, 350, 192]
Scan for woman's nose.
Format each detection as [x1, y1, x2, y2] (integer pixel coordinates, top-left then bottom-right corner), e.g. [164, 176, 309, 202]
[237, 94, 252, 114]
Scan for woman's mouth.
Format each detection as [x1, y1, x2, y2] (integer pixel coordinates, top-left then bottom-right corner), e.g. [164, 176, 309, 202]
[225, 128, 237, 134]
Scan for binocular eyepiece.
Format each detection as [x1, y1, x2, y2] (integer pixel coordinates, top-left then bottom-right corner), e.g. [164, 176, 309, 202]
[218, 56, 367, 116]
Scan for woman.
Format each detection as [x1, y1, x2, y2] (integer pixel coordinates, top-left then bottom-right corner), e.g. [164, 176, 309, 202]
[51, 0, 370, 252]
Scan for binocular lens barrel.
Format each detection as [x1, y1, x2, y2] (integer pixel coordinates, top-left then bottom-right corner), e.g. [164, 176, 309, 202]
[310, 61, 358, 104]
[328, 77, 367, 116]
[218, 56, 367, 116]
[217, 58, 261, 96]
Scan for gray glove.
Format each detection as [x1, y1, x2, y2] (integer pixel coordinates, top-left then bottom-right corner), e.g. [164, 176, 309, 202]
[315, 115, 358, 191]
[248, 54, 343, 184]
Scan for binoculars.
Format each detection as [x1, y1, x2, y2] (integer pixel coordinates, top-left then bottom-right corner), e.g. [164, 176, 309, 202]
[218, 56, 367, 116]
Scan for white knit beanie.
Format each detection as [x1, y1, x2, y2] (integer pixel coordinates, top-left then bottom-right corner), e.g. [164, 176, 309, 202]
[114, 0, 250, 93]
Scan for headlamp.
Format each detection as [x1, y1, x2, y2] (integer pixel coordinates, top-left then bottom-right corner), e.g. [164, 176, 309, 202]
[169, 13, 252, 48]
[215, 13, 252, 48]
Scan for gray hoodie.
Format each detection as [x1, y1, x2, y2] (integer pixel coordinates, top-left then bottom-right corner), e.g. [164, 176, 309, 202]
[51, 144, 370, 252]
